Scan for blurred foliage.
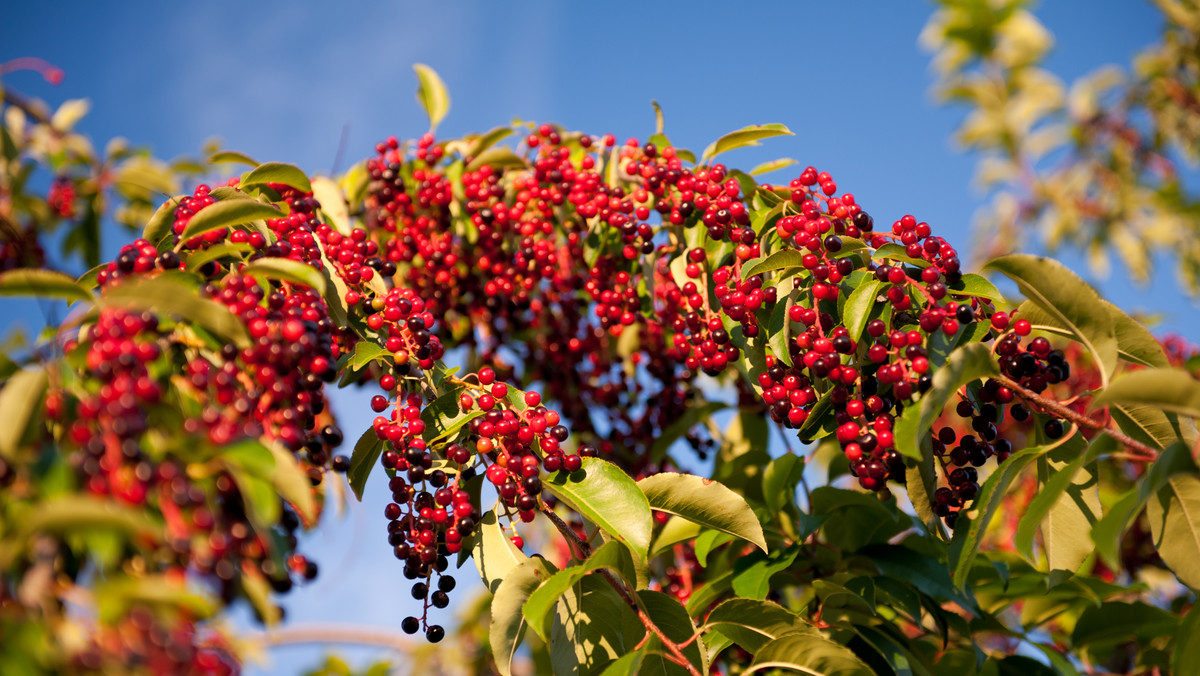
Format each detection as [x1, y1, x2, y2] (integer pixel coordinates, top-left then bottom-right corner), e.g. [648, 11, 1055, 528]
[923, 0, 1200, 291]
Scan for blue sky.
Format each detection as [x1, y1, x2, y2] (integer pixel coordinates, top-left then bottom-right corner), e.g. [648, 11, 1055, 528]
[2, 2, 1195, 673]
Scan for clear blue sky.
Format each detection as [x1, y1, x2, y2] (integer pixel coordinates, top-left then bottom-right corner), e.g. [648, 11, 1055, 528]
[2, 2, 1194, 673]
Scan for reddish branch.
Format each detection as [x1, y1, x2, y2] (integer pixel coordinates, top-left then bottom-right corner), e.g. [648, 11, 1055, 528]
[993, 374, 1160, 461]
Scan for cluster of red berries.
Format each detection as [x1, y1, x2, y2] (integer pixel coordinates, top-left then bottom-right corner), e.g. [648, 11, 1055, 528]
[47, 175, 76, 218]
[71, 606, 237, 676]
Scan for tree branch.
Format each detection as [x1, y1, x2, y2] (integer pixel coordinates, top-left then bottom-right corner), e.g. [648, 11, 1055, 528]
[993, 374, 1160, 460]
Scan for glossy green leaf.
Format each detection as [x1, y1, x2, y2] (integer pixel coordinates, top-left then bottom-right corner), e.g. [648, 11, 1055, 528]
[949, 433, 1078, 589]
[704, 598, 819, 653]
[650, 516, 702, 559]
[744, 630, 875, 675]
[895, 342, 999, 461]
[221, 440, 281, 529]
[1091, 442, 1196, 565]
[763, 453, 805, 513]
[1033, 434, 1100, 576]
[346, 341, 389, 371]
[550, 574, 639, 676]
[768, 288, 797, 366]
[906, 452, 946, 540]
[178, 198, 283, 243]
[265, 440, 317, 525]
[750, 158, 799, 176]
[701, 123, 794, 164]
[1103, 300, 1170, 367]
[523, 541, 637, 641]
[474, 505, 527, 593]
[141, 195, 183, 243]
[422, 386, 485, 444]
[241, 161, 313, 193]
[97, 275, 250, 348]
[599, 651, 647, 676]
[842, 278, 882, 343]
[414, 63, 451, 130]
[638, 473, 767, 553]
[465, 145, 528, 173]
[694, 529, 735, 567]
[184, 243, 253, 271]
[243, 257, 326, 294]
[0, 366, 48, 460]
[862, 543, 974, 610]
[1071, 601, 1178, 650]
[732, 545, 799, 600]
[1013, 436, 1090, 563]
[491, 556, 556, 676]
[1110, 403, 1190, 450]
[634, 590, 708, 676]
[311, 176, 352, 235]
[983, 254, 1117, 384]
[208, 150, 259, 166]
[1173, 602, 1200, 676]
[1092, 368, 1200, 420]
[742, 249, 806, 280]
[1146, 472, 1200, 589]
[546, 458, 653, 561]
[463, 126, 515, 163]
[948, 273, 1005, 302]
[347, 427, 384, 501]
[0, 269, 93, 303]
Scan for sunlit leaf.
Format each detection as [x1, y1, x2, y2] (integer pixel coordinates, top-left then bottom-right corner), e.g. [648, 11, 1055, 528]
[546, 458, 653, 562]
[638, 473, 766, 553]
[414, 64, 451, 131]
[701, 124, 794, 164]
[0, 269, 93, 303]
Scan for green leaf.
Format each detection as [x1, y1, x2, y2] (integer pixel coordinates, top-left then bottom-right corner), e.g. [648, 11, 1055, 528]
[51, 98, 90, 131]
[634, 590, 708, 676]
[413, 63, 451, 130]
[0, 269, 93, 303]
[240, 161, 313, 193]
[474, 505, 527, 593]
[1091, 442, 1197, 565]
[949, 434, 1078, 589]
[701, 124, 794, 164]
[1092, 368, 1200, 420]
[1103, 300, 1169, 368]
[208, 150, 259, 166]
[750, 158, 799, 176]
[768, 288, 797, 366]
[742, 249, 806, 280]
[491, 556, 557, 676]
[243, 257, 326, 294]
[1013, 436, 1090, 563]
[906, 453, 946, 540]
[141, 195, 183, 243]
[347, 341, 389, 371]
[1071, 601, 1178, 651]
[842, 278, 883, 343]
[948, 273, 1005, 302]
[763, 454, 805, 513]
[421, 386, 485, 444]
[464, 126, 515, 163]
[183, 243, 253, 271]
[265, 441, 317, 525]
[97, 275, 250, 348]
[862, 543, 973, 610]
[744, 630, 875, 675]
[732, 545, 800, 600]
[347, 427, 384, 501]
[649, 401, 728, 461]
[523, 541, 637, 641]
[704, 598, 819, 653]
[651, 100, 665, 135]
[221, 440, 281, 530]
[599, 652, 647, 676]
[0, 367, 48, 460]
[695, 529, 735, 567]
[546, 458, 653, 562]
[1030, 434, 1100, 576]
[1146, 472, 1200, 589]
[1173, 603, 1200, 676]
[638, 473, 767, 553]
[650, 516, 702, 559]
[983, 254, 1117, 385]
[894, 342, 999, 461]
[311, 176, 352, 236]
[178, 198, 283, 243]
[465, 145, 528, 173]
[241, 567, 281, 626]
[551, 574, 638, 676]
